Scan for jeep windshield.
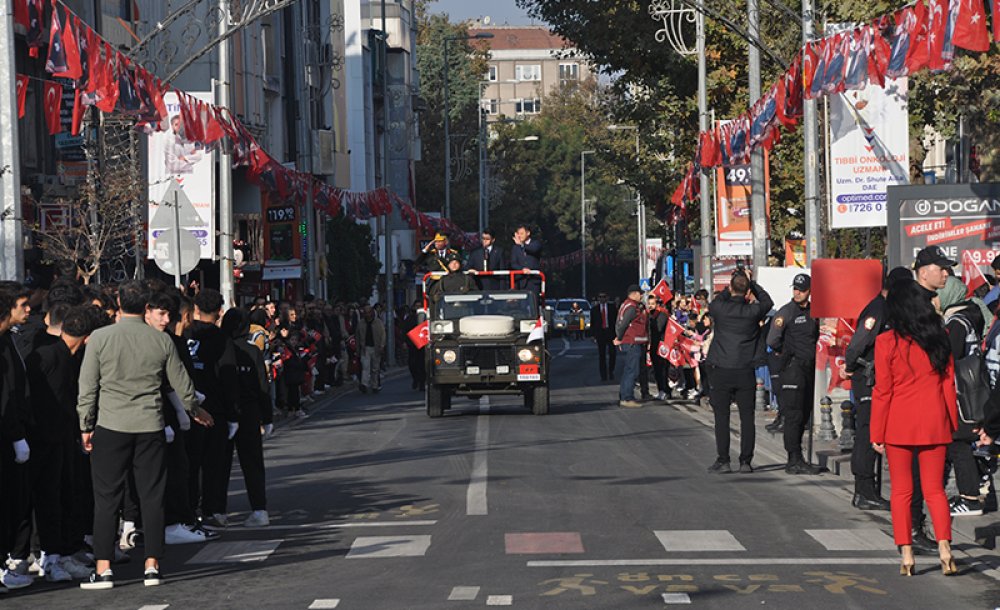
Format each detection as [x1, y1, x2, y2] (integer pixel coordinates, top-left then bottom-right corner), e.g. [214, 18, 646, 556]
[433, 292, 537, 321]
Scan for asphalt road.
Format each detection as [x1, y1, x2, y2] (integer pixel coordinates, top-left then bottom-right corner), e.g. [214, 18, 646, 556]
[7, 338, 1000, 609]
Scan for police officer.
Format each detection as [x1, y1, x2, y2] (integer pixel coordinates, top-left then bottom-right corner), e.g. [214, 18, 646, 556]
[767, 273, 822, 475]
[842, 267, 912, 510]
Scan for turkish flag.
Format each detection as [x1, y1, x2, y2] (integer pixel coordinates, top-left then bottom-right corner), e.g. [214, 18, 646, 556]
[963, 251, 989, 297]
[994, 0, 1000, 41]
[52, 8, 82, 80]
[202, 102, 225, 143]
[928, 0, 949, 70]
[651, 279, 673, 304]
[27, 0, 44, 57]
[407, 320, 429, 349]
[14, 0, 28, 32]
[95, 45, 120, 113]
[952, 0, 990, 51]
[663, 317, 685, 351]
[45, 8, 68, 75]
[16, 75, 28, 119]
[84, 27, 101, 96]
[43, 81, 63, 135]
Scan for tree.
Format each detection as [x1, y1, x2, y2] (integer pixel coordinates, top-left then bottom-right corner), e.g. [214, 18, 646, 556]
[325, 216, 381, 302]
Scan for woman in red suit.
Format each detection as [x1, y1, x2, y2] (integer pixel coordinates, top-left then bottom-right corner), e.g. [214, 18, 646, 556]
[871, 279, 959, 576]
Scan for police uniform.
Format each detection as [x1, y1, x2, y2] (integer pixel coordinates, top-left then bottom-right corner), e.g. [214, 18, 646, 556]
[843, 293, 889, 507]
[766, 274, 820, 472]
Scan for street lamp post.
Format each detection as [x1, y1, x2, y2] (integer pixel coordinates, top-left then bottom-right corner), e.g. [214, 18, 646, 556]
[443, 32, 493, 219]
[608, 125, 643, 283]
[581, 150, 596, 299]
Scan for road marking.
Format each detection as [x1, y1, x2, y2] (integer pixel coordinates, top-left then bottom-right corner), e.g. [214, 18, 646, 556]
[346, 535, 432, 558]
[564, 354, 583, 359]
[138, 606, 170, 610]
[556, 337, 570, 357]
[654, 530, 746, 552]
[467, 405, 490, 516]
[486, 595, 513, 606]
[246, 520, 438, 531]
[527, 557, 942, 567]
[505, 532, 584, 554]
[805, 528, 896, 551]
[448, 586, 481, 601]
[308, 600, 341, 609]
[662, 593, 692, 604]
[186, 540, 283, 564]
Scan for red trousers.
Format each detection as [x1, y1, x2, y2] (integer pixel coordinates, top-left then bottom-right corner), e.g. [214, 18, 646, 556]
[885, 444, 951, 546]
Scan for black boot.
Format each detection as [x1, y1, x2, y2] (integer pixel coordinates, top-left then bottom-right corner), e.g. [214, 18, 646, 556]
[852, 481, 891, 510]
[765, 414, 784, 433]
[910, 523, 937, 555]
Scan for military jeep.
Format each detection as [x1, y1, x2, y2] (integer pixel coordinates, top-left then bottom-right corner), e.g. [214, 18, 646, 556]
[422, 270, 549, 417]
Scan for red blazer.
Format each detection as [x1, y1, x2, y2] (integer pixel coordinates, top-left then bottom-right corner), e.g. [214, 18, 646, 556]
[871, 331, 958, 446]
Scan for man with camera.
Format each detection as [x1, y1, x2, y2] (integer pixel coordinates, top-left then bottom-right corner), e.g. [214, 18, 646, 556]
[705, 267, 773, 473]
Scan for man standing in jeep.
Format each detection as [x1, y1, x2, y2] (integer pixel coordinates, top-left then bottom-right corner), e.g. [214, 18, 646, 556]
[614, 285, 647, 409]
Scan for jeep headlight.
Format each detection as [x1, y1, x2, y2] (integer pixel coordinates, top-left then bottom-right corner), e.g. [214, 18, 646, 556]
[442, 349, 457, 364]
[517, 348, 533, 362]
[431, 320, 454, 334]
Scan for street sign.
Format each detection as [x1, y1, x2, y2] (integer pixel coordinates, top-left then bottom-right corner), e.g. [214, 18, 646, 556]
[151, 181, 202, 276]
[152, 227, 200, 276]
[639, 278, 651, 292]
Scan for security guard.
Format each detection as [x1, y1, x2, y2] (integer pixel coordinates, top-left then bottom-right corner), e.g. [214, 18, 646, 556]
[767, 273, 821, 475]
[842, 267, 913, 510]
[418, 233, 458, 273]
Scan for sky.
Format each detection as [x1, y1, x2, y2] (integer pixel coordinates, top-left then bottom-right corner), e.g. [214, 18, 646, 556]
[428, 0, 537, 26]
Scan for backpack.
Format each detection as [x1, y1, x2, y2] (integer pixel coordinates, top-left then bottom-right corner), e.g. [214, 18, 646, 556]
[948, 311, 991, 424]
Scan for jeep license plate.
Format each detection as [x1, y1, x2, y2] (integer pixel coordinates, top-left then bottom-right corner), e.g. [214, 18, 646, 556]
[517, 364, 540, 381]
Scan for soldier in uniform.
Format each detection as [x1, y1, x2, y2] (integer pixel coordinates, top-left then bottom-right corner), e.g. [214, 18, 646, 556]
[419, 233, 458, 273]
[427, 253, 474, 303]
[767, 273, 822, 475]
[842, 267, 913, 510]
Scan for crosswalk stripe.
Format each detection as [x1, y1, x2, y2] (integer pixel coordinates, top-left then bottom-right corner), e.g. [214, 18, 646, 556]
[448, 586, 480, 601]
[805, 528, 896, 551]
[662, 593, 692, 604]
[138, 606, 170, 610]
[486, 595, 513, 606]
[186, 539, 283, 564]
[654, 530, 746, 552]
[307, 600, 340, 609]
[346, 535, 432, 558]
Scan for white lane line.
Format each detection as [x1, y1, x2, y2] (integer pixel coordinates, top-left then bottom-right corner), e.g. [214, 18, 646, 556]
[138, 606, 170, 610]
[527, 557, 943, 567]
[448, 586, 481, 601]
[308, 601, 341, 609]
[246, 520, 437, 531]
[486, 595, 513, 606]
[662, 593, 692, 605]
[467, 404, 490, 516]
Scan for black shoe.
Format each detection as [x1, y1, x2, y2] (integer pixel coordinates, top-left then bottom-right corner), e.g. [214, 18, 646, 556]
[765, 416, 784, 432]
[80, 569, 114, 590]
[852, 493, 890, 511]
[739, 462, 754, 474]
[708, 458, 732, 473]
[785, 460, 822, 475]
[359, 385, 368, 394]
[187, 523, 221, 540]
[910, 528, 937, 555]
[143, 567, 162, 587]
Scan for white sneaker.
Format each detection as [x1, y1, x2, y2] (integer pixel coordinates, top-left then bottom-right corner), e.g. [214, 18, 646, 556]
[243, 510, 270, 528]
[119, 520, 137, 550]
[5, 558, 30, 577]
[41, 555, 72, 582]
[294, 409, 309, 418]
[0, 569, 32, 590]
[58, 556, 94, 580]
[165, 523, 211, 545]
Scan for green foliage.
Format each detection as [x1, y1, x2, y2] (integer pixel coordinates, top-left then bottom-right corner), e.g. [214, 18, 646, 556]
[325, 217, 381, 302]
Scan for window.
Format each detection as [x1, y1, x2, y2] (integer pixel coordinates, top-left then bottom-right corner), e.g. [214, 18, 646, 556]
[559, 63, 579, 86]
[481, 99, 499, 115]
[487, 65, 498, 82]
[514, 98, 541, 115]
[515, 64, 542, 82]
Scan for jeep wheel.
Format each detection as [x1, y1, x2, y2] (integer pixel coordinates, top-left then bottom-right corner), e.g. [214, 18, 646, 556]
[527, 384, 549, 415]
[427, 385, 450, 418]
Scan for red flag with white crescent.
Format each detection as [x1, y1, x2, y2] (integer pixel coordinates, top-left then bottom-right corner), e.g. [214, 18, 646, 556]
[16, 75, 28, 119]
[962, 251, 989, 297]
[650, 279, 673, 304]
[52, 7, 82, 80]
[43, 81, 63, 135]
[407, 320, 429, 349]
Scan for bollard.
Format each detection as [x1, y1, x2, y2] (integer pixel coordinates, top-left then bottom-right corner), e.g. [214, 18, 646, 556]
[837, 400, 855, 452]
[755, 378, 767, 412]
[816, 395, 837, 441]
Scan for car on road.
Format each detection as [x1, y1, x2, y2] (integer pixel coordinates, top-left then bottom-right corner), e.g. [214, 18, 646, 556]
[422, 271, 549, 417]
[552, 298, 590, 337]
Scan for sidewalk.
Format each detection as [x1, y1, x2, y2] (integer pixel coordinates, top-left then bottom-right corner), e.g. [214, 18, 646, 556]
[666, 395, 1000, 581]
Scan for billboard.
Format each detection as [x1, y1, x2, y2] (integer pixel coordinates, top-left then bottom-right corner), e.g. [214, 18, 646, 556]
[147, 91, 215, 260]
[715, 156, 770, 256]
[828, 78, 909, 228]
[887, 183, 1000, 273]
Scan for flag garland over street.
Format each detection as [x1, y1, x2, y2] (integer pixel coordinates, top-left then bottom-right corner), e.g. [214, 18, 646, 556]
[15, 0, 477, 250]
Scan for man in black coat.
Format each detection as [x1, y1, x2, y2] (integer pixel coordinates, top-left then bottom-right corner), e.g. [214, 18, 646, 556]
[509, 224, 543, 295]
[466, 229, 507, 290]
[590, 293, 617, 381]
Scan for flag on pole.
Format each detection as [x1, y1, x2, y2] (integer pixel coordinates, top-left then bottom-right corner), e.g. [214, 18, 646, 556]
[45, 8, 68, 75]
[528, 314, 545, 343]
[52, 8, 82, 80]
[952, 0, 990, 52]
[407, 320, 430, 349]
[650, 278, 673, 304]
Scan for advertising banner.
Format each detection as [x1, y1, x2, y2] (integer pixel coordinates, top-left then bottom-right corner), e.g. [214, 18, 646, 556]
[828, 77, 909, 229]
[715, 156, 770, 256]
[887, 183, 1000, 274]
[784, 238, 806, 268]
[147, 91, 215, 260]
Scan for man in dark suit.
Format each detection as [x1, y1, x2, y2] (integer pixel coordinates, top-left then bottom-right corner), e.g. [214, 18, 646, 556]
[590, 292, 617, 381]
[466, 229, 507, 290]
[509, 224, 543, 295]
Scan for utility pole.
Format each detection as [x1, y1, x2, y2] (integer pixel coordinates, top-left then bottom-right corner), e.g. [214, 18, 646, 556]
[218, 0, 235, 306]
[748, 0, 767, 271]
[802, 0, 820, 263]
[0, 2, 22, 281]
[380, 0, 395, 367]
[695, 11, 712, 291]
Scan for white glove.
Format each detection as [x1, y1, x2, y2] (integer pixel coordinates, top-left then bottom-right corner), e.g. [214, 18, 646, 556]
[262, 423, 274, 439]
[164, 425, 175, 444]
[227, 421, 239, 440]
[12, 439, 29, 464]
[311, 367, 320, 376]
[195, 390, 207, 405]
[167, 391, 192, 431]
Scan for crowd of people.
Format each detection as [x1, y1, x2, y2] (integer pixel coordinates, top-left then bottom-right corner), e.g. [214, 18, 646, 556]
[0, 274, 395, 592]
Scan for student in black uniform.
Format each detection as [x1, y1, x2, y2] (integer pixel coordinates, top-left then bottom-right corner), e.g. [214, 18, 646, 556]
[767, 273, 822, 475]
